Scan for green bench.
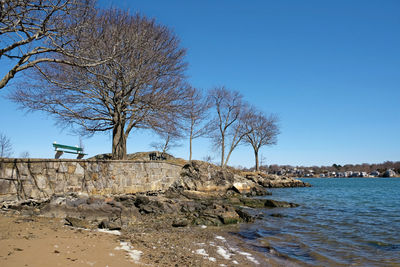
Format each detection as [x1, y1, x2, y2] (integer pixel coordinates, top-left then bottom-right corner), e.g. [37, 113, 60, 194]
[53, 142, 87, 159]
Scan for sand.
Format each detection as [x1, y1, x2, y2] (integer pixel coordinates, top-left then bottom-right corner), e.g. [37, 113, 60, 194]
[0, 212, 288, 267]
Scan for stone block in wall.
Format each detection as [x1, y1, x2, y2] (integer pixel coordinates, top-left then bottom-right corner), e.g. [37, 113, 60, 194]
[45, 168, 56, 178]
[75, 163, 85, 176]
[54, 179, 66, 194]
[58, 162, 68, 173]
[0, 179, 15, 195]
[68, 164, 76, 174]
[29, 162, 45, 175]
[35, 175, 48, 189]
[15, 163, 29, 176]
[89, 163, 99, 172]
[91, 173, 98, 181]
[4, 168, 14, 178]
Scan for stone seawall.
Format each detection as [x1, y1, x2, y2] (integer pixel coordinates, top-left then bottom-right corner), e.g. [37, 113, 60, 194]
[0, 159, 182, 201]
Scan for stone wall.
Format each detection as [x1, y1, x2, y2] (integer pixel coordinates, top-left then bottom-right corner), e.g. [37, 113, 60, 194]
[0, 159, 183, 201]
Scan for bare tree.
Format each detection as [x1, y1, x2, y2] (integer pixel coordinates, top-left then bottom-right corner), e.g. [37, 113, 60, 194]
[183, 86, 212, 161]
[0, 0, 104, 90]
[19, 151, 30, 158]
[208, 87, 251, 167]
[151, 122, 182, 154]
[11, 10, 187, 160]
[243, 112, 279, 171]
[0, 133, 12, 157]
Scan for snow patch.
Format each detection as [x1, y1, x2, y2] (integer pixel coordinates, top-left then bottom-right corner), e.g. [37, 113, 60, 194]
[215, 235, 226, 241]
[217, 246, 232, 260]
[97, 229, 121, 235]
[238, 251, 259, 264]
[115, 241, 143, 262]
[208, 257, 216, 262]
[195, 249, 208, 257]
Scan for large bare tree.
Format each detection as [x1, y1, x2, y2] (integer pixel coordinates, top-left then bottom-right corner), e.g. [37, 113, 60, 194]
[11, 10, 188, 159]
[183, 86, 212, 161]
[243, 112, 279, 171]
[0, 0, 102, 90]
[208, 87, 252, 167]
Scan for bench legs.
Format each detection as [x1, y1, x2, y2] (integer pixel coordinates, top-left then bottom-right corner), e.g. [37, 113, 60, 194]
[55, 151, 63, 159]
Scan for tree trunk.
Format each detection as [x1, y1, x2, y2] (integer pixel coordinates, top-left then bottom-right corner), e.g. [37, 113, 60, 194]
[220, 135, 225, 167]
[189, 135, 193, 162]
[112, 122, 127, 160]
[254, 148, 259, 172]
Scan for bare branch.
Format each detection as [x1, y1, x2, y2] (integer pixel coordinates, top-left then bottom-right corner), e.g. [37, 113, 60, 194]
[0, 0, 99, 89]
[10, 10, 188, 160]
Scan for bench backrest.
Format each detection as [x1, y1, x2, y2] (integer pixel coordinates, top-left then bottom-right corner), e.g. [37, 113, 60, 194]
[53, 143, 83, 152]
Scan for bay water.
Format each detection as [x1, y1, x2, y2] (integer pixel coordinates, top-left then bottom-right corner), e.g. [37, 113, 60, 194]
[238, 178, 400, 266]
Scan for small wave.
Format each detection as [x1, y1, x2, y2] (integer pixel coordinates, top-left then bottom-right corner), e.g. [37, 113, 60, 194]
[367, 241, 400, 251]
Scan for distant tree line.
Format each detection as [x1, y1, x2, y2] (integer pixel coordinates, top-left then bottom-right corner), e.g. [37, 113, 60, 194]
[1, 1, 280, 170]
[256, 161, 400, 175]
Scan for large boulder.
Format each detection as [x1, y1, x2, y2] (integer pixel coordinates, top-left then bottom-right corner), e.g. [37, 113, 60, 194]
[172, 161, 265, 195]
[244, 172, 311, 188]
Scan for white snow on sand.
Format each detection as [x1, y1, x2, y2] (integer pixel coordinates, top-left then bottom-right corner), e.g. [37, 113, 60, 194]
[195, 248, 217, 262]
[115, 241, 143, 262]
[238, 251, 260, 264]
[97, 229, 121, 235]
[195, 249, 208, 256]
[215, 235, 226, 241]
[217, 246, 232, 260]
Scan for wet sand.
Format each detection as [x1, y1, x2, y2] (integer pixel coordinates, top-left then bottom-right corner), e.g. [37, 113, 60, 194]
[0, 213, 288, 267]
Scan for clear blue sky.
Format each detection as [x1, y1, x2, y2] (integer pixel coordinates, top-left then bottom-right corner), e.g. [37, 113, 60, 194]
[1, 0, 399, 167]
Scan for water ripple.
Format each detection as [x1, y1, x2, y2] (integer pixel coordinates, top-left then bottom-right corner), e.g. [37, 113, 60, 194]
[239, 178, 400, 266]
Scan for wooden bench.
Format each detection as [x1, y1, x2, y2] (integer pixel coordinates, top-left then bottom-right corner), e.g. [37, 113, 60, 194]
[53, 142, 87, 159]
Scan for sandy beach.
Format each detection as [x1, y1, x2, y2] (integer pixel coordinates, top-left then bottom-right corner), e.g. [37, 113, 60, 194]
[0, 212, 286, 267]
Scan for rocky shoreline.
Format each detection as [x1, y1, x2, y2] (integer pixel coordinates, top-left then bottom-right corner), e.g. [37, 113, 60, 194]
[0, 160, 310, 266]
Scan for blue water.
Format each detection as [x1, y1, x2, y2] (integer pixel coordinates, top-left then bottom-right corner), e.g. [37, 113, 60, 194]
[239, 178, 400, 266]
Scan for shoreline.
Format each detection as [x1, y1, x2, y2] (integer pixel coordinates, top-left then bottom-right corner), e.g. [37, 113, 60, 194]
[0, 211, 293, 266]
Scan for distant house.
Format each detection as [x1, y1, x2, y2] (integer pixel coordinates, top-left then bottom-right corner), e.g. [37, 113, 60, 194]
[370, 171, 380, 177]
[383, 169, 397, 177]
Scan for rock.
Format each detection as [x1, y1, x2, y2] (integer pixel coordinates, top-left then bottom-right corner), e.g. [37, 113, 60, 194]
[238, 198, 266, 208]
[176, 161, 234, 192]
[65, 217, 90, 229]
[135, 196, 150, 207]
[192, 214, 222, 227]
[98, 219, 121, 230]
[218, 211, 240, 225]
[244, 185, 271, 197]
[114, 195, 136, 207]
[244, 172, 311, 188]
[172, 219, 189, 227]
[270, 213, 285, 218]
[235, 209, 254, 223]
[264, 199, 299, 208]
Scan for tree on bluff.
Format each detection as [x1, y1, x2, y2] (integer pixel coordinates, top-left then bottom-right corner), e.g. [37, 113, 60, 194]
[243, 111, 280, 171]
[11, 10, 188, 159]
[208, 86, 254, 168]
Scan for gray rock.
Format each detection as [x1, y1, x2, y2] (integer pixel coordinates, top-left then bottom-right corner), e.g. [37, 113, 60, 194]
[172, 219, 188, 227]
[65, 217, 90, 229]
